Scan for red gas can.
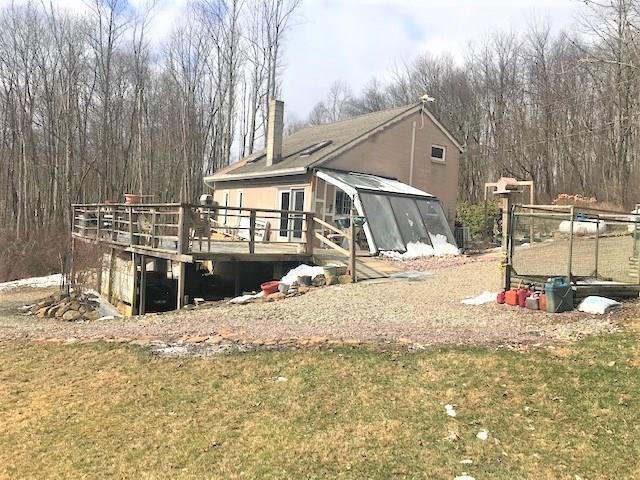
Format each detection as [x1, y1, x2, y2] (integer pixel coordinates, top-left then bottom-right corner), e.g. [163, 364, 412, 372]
[539, 294, 547, 312]
[496, 290, 506, 304]
[517, 287, 532, 307]
[505, 289, 519, 306]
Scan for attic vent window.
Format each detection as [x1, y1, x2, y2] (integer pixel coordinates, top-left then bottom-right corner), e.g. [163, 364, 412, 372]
[299, 140, 332, 157]
[431, 145, 446, 163]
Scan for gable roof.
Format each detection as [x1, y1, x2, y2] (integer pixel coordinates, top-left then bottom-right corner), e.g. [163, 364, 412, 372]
[206, 102, 463, 183]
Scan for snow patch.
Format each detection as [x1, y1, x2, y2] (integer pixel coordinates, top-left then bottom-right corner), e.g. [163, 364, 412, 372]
[462, 291, 497, 305]
[381, 234, 460, 260]
[229, 291, 265, 304]
[0, 274, 62, 292]
[280, 264, 327, 285]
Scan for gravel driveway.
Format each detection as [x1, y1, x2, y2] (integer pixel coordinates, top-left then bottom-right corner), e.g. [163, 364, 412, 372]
[0, 257, 631, 348]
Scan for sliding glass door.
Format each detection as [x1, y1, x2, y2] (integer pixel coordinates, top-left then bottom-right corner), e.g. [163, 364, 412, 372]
[278, 188, 305, 241]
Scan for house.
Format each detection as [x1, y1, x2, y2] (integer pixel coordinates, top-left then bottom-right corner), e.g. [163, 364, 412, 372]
[205, 99, 463, 254]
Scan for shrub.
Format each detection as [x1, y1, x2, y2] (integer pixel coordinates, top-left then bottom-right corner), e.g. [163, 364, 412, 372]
[456, 201, 499, 239]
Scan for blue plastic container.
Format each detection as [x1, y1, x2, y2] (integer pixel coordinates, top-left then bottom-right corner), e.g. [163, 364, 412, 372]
[544, 277, 574, 313]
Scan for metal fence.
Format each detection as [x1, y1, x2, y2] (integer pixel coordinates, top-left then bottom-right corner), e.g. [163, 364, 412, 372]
[510, 205, 640, 284]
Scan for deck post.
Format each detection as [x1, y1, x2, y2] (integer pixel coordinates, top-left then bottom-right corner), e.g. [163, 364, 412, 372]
[234, 261, 240, 296]
[71, 205, 76, 236]
[305, 212, 314, 256]
[249, 209, 256, 254]
[151, 209, 157, 248]
[139, 254, 147, 315]
[177, 204, 190, 254]
[129, 206, 138, 246]
[349, 213, 357, 283]
[96, 206, 101, 240]
[177, 261, 186, 310]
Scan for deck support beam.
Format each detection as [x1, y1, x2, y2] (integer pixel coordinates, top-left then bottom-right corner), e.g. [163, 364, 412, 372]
[177, 261, 186, 310]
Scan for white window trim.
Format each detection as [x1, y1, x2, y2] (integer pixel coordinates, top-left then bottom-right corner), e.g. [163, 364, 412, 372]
[431, 144, 446, 163]
[276, 187, 305, 241]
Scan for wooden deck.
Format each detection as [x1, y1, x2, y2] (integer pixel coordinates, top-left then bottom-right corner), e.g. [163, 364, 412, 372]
[72, 203, 315, 263]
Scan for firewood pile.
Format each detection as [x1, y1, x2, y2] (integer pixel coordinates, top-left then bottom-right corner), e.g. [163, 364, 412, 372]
[26, 291, 101, 321]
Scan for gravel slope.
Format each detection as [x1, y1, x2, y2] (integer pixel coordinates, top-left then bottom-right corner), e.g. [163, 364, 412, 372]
[0, 258, 630, 347]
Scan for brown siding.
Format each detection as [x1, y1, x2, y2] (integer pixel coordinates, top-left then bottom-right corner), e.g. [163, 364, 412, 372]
[321, 111, 460, 222]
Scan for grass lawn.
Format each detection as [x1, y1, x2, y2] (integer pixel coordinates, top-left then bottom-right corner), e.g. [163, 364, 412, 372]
[1, 336, 639, 479]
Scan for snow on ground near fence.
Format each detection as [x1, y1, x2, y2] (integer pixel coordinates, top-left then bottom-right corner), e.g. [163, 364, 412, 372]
[0, 274, 62, 292]
[381, 234, 460, 260]
[461, 291, 497, 305]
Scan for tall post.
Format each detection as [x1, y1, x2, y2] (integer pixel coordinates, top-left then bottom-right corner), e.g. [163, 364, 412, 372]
[128, 205, 138, 246]
[594, 214, 600, 280]
[139, 254, 147, 315]
[498, 192, 513, 290]
[249, 209, 256, 254]
[71, 205, 76, 236]
[96, 206, 101, 240]
[567, 206, 575, 282]
[305, 212, 314, 256]
[349, 211, 357, 283]
[177, 204, 190, 254]
[177, 261, 186, 310]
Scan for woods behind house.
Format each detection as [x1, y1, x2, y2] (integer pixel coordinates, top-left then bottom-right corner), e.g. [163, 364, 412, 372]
[0, 0, 300, 240]
[2, 0, 640, 243]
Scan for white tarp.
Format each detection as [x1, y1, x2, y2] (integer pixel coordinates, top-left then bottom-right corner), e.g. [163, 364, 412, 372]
[578, 296, 622, 314]
[559, 220, 607, 235]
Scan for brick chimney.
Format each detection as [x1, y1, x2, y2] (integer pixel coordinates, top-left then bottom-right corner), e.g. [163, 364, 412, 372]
[266, 99, 284, 166]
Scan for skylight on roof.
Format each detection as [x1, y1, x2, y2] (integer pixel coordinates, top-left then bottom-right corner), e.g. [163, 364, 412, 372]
[299, 140, 332, 157]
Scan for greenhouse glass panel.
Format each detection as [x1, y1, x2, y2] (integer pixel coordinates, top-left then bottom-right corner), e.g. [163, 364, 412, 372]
[359, 192, 405, 251]
[388, 196, 430, 245]
[416, 199, 456, 245]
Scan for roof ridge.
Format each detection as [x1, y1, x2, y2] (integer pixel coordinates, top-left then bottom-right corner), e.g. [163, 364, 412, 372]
[291, 102, 420, 135]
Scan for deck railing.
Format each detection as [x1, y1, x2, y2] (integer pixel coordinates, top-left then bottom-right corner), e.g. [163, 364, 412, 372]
[71, 203, 315, 256]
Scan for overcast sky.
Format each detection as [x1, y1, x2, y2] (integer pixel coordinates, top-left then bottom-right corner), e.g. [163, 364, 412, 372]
[282, 0, 584, 119]
[1, 0, 586, 120]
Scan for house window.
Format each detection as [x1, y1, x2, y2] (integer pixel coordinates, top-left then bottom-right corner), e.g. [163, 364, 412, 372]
[335, 190, 353, 215]
[431, 145, 446, 163]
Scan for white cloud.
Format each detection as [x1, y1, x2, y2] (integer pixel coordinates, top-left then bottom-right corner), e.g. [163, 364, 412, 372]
[0, 0, 584, 120]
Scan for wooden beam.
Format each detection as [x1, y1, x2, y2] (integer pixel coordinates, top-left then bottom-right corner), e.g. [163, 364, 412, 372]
[314, 232, 349, 256]
[139, 254, 147, 315]
[177, 261, 186, 310]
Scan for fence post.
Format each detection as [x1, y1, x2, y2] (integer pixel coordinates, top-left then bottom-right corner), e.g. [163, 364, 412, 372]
[498, 192, 513, 290]
[594, 214, 600, 280]
[249, 209, 256, 254]
[305, 212, 314, 256]
[567, 206, 575, 282]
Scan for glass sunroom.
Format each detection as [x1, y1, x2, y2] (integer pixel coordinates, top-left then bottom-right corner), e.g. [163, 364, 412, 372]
[315, 169, 457, 254]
